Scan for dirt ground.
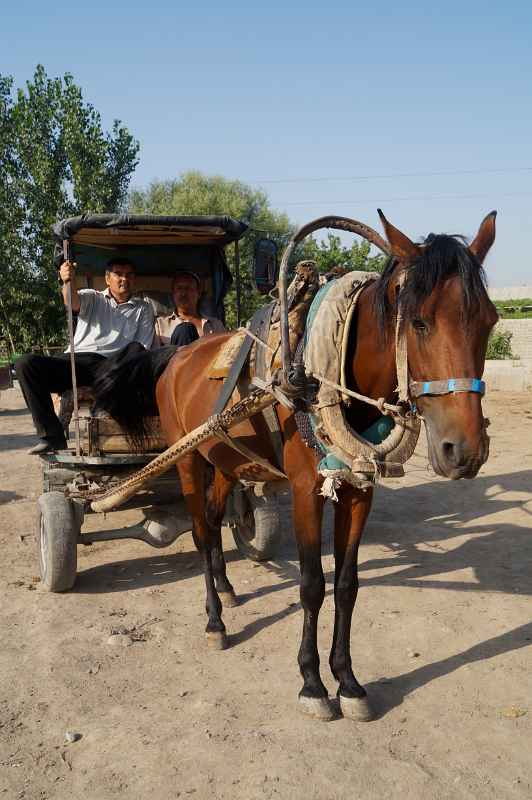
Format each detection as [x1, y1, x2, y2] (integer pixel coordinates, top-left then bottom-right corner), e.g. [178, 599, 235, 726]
[1, 385, 531, 800]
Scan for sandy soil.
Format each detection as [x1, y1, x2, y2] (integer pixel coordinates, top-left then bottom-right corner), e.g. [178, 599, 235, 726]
[1, 385, 531, 800]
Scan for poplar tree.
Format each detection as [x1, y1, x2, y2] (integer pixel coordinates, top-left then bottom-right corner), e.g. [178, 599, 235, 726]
[0, 66, 139, 351]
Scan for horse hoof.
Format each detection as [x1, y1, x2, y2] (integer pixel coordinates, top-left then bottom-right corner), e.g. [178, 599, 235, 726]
[298, 695, 336, 721]
[219, 590, 239, 608]
[339, 693, 375, 722]
[205, 631, 228, 650]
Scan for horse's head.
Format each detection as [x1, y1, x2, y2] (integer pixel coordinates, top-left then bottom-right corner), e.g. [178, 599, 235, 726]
[376, 210, 498, 480]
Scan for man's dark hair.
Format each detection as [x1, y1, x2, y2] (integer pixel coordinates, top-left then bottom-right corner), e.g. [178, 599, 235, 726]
[172, 270, 201, 289]
[106, 257, 136, 273]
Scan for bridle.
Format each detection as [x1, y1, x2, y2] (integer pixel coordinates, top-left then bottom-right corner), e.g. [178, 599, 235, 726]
[410, 378, 486, 400]
[393, 269, 487, 414]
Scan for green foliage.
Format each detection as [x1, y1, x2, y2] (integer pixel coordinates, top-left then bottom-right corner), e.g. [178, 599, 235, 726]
[493, 298, 532, 319]
[0, 66, 139, 353]
[303, 232, 387, 275]
[130, 173, 387, 328]
[130, 171, 295, 328]
[486, 328, 515, 360]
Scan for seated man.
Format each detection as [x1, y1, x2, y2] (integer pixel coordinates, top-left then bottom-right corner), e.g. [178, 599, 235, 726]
[16, 257, 154, 454]
[155, 271, 225, 347]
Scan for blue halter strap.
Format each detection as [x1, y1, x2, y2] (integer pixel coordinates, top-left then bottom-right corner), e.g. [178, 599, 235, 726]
[409, 378, 486, 399]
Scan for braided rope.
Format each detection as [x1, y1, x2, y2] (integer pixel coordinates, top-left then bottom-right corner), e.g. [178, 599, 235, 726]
[86, 391, 275, 513]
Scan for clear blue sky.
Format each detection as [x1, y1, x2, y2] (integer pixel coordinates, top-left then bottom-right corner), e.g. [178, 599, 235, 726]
[4, 0, 532, 286]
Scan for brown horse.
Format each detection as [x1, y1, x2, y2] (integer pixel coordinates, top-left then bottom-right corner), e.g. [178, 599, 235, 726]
[94, 211, 498, 721]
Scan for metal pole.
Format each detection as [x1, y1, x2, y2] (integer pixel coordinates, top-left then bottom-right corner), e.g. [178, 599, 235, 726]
[63, 240, 81, 456]
[234, 240, 241, 328]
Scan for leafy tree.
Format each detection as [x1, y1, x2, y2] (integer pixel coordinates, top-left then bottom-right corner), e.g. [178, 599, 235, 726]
[0, 75, 22, 353]
[304, 232, 387, 275]
[130, 171, 294, 327]
[0, 66, 139, 353]
[130, 172, 386, 327]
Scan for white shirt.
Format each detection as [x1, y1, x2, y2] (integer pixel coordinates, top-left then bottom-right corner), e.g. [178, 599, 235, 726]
[67, 289, 155, 356]
[155, 313, 226, 346]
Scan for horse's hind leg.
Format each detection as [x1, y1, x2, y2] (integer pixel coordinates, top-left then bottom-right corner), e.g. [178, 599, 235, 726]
[206, 467, 238, 608]
[329, 486, 374, 721]
[177, 453, 228, 650]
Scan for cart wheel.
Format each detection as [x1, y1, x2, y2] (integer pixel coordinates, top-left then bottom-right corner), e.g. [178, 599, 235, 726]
[36, 492, 80, 592]
[231, 489, 282, 562]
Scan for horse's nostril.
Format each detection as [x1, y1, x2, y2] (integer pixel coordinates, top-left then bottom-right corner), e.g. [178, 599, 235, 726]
[442, 440, 458, 466]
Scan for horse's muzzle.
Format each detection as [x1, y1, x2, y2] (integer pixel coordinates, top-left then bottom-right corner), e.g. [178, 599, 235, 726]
[426, 423, 490, 480]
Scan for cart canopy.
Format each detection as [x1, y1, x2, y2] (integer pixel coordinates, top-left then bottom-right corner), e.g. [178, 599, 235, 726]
[52, 213, 248, 310]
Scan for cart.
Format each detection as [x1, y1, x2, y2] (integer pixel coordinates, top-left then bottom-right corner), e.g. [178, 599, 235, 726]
[36, 214, 287, 592]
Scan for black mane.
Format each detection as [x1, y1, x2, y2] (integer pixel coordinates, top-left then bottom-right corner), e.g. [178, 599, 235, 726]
[374, 233, 488, 337]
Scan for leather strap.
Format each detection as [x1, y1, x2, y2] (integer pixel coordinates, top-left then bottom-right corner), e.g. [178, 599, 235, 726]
[212, 304, 275, 416]
[395, 271, 410, 403]
[212, 334, 254, 415]
[410, 378, 486, 398]
[214, 428, 287, 479]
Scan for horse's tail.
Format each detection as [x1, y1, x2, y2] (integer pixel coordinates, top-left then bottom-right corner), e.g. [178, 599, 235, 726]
[92, 343, 177, 451]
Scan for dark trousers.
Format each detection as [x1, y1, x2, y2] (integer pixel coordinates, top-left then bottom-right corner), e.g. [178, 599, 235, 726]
[170, 322, 199, 347]
[15, 352, 106, 441]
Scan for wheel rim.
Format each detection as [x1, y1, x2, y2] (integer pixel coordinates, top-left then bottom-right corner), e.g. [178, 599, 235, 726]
[237, 502, 255, 544]
[39, 514, 48, 578]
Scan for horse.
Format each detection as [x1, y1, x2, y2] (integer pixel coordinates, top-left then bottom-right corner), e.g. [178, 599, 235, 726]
[92, 210, 498, 721]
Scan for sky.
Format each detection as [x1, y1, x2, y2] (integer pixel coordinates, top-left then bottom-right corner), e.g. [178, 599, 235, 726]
[3, 0, 532, 286]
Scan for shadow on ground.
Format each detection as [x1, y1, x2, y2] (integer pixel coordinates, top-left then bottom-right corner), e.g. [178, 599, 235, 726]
[0, 490, 25, 505]
[0, 407, 29, 417]
[76, 468, 532, 602]
[367, 620, 532, 718]
[0, 433, 39, 452]
[62, 466, 532, 716]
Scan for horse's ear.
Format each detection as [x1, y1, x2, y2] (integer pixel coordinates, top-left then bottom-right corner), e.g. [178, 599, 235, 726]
[469, 211, 497, 264]
[377, 209, 420, 263]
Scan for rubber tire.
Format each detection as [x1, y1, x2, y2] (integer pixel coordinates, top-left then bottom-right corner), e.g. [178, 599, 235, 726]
[37, 492, 79, 592]
[231, 490, 282, 562]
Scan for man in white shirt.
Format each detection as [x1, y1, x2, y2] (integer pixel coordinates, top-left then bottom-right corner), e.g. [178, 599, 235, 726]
[16, 257, 154, 454]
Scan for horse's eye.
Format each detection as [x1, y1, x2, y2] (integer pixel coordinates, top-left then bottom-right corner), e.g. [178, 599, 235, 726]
[412, 318, 428, 332]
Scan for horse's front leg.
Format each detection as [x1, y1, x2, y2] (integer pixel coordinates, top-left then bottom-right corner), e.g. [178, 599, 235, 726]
[178, 453, 228, 650]
[206, 467, 238, 608]
[329, 485, 375, 721]
[292, 482, 334, 720]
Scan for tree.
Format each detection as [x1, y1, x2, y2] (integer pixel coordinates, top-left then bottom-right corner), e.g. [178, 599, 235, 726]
[0, 75, 23, 353]
[130, 171, 294, 327]
[130, 172, 387, 328]
[0, 66, 139, 352]
[304, 232, 387, 275]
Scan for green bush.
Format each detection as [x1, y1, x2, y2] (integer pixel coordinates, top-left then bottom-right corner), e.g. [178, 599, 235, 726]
[493, 298, 532, 319]
[486, 328, 515, 360]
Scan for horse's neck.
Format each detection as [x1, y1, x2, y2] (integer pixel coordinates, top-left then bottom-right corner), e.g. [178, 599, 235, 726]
[351, 282, 397, 403]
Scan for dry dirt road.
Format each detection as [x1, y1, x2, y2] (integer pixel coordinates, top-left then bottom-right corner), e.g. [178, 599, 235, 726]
[1, 385, 531, 800]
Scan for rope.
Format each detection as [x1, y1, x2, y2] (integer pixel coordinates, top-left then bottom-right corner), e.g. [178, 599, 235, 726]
[82, 390, 277, 512]
[237, 327, 275, 353]
[308, 372, 407, 417]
